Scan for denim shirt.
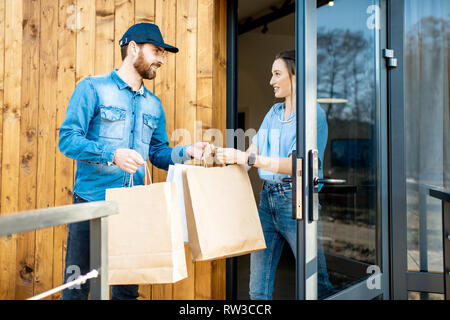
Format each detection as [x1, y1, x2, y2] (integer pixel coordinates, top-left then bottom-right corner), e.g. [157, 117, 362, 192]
[59, 69, 191, 201]
[252, 102, 328, 186]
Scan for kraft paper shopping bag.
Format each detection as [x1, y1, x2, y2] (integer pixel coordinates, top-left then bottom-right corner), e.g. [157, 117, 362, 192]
[182, 164, 266, 261]
[106, 166, 187, 284]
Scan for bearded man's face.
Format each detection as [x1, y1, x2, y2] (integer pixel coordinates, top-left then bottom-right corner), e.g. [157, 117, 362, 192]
[133, 44, 165, 80]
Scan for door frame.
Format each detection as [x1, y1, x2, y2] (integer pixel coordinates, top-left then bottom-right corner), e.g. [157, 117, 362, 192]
[387, 0, 408, 300]
[225, 0, 392, 300]
[294, 0, 390, 300]
[226, 0, 239, 301]
[388, 0, 446, 299]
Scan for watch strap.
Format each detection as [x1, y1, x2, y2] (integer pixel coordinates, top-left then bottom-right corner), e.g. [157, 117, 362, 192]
[247, 153, 257, 166]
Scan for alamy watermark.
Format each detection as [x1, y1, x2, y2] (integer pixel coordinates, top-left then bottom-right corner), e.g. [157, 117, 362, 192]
[366, 265, 381, 290]
[366, 5, 381, 30]
[65, 264, 81, 289]
[66, 5, 81, 31]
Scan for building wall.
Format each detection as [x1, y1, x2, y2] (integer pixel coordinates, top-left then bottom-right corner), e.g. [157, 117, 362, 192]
[0, 0, 227, 300]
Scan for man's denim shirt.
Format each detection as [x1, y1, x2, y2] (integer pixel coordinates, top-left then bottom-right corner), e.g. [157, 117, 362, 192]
[59, 69, 191, 201]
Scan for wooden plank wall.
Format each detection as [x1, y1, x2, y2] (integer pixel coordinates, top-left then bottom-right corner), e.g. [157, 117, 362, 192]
[0, 0, 227, 300]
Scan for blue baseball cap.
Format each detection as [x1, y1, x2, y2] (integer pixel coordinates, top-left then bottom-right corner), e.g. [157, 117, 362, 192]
[119, 23, 179, 53]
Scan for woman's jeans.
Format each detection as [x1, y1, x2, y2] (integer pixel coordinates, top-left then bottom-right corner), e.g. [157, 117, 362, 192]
[249, 182, 333, 300]
[61, 193, 139, 300]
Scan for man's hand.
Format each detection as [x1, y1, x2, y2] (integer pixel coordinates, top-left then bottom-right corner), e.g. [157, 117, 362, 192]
[187, 142, 216, 160]
[113, 148, 146, 174]
[215, 148, 248, 165]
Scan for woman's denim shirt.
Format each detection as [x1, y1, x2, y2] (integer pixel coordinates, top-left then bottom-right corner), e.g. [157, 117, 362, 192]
[252, 102, 328, 186]
[59, 70, 190, 201]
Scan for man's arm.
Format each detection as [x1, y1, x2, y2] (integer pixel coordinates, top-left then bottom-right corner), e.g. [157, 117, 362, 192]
[148, 111, 191, 170]
[58, 78, 117, 164]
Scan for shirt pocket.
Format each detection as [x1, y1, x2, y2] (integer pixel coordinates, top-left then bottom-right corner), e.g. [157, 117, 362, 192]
[142, 113, 159, 144]
[99, 106, 126, 140]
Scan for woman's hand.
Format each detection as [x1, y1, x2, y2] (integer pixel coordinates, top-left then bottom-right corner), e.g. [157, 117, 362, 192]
[215, 148, 248, 165]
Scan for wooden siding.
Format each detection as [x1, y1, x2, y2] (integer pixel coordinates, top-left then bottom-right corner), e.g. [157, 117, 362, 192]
[0, 0, 227, 300]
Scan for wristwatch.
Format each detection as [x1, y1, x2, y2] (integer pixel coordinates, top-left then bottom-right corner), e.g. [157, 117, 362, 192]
[247, 153, 257, 167]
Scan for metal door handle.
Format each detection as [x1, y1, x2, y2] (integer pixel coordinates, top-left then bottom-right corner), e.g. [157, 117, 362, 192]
[288, 150, 347, 222]
[313, 177, 346, 186]
[284, 176, 344, 185]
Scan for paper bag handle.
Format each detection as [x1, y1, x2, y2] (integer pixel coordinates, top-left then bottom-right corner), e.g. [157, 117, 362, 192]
[201, 154, 209, 168]
[128, 163, 152, 188]
[144, 162, 152, 185]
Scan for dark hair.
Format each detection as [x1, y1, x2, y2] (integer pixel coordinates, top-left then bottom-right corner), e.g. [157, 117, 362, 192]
[275, 50, 295, 77]
[120, 45, 128, 60]
[274, 50, 296, 106]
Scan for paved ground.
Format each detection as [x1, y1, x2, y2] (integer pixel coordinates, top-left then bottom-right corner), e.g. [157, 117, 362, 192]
[236, 219, 444, 299]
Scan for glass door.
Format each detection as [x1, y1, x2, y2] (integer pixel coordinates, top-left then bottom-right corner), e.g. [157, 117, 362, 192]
[295, 0, 389, 300]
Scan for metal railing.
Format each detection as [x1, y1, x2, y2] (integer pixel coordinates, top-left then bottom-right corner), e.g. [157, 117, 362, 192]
[429, 186, 450, 300]
[0, 201, 118, 300]
[405, 180, 450, 299]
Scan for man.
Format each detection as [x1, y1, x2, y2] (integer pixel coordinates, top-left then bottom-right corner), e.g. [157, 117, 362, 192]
[59, 23, 212, 300]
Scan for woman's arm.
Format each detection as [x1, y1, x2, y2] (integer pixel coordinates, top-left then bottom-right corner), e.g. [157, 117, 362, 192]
[215, 144, 293, 175]
[240, 143, 258, 172]
[253, 154, 292, 175]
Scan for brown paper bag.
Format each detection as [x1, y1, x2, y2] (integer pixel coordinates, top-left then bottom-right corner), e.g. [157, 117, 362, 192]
[182, 164, 266, 261]
[106, 168, 187, 285]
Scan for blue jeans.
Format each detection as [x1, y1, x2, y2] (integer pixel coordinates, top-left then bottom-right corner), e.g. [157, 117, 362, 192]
[61, 193, 139, 300]
[249, 182, 333, 300]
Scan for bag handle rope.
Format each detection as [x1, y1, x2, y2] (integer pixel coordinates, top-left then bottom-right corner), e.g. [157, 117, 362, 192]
[128, 162, 152, 187]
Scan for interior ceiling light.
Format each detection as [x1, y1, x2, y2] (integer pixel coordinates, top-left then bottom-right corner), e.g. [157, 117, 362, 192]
[328, 1, 335, 6]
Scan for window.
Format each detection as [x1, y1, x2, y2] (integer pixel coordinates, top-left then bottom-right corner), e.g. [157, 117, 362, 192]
[405, 0, 449, 273]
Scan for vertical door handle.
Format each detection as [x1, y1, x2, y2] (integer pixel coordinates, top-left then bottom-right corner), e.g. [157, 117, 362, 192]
[285, 151, 303, 220]
[309, 150, 319, 221]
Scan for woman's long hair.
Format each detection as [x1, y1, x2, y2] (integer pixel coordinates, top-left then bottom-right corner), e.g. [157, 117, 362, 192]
[274, 50, 296, 110]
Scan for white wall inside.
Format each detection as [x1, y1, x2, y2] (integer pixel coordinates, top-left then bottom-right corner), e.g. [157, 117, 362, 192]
[238, 14, 295, 203]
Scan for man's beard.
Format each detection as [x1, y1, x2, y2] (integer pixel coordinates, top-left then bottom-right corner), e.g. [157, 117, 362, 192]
[134, 51, 159, 80]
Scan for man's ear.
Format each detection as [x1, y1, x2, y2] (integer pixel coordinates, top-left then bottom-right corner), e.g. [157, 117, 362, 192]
[127, 41, 140, 57]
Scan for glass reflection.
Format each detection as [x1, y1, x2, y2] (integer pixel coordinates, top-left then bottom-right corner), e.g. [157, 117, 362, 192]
[405, 0, 449, 273]
[317, 0, 379, 293]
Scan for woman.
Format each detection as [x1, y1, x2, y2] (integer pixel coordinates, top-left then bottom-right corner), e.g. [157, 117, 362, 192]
[215, 50, 333, 300]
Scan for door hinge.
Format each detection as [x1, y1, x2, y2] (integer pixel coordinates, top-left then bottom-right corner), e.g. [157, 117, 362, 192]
[383, 49, 398, 69]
